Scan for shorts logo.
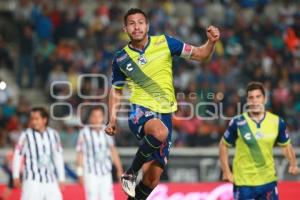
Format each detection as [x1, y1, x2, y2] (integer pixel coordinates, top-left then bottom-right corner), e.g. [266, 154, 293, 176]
[145, 111, 154, 117]
[132, 108, 144, 124]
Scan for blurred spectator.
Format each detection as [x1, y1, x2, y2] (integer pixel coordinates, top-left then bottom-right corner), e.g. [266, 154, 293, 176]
[0, 35, 14, 70]
[60, 125, 79, 148]
[17, 24, 36, 88]
[33, 4, 53, 41]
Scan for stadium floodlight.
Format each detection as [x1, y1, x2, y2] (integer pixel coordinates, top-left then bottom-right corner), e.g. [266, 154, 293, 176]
[0, 81, 7, 90]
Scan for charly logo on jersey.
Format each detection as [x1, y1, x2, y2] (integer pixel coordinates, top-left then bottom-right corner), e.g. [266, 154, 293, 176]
[126, 63, 133, 71]
[137, 54, 147, 65]
[244, 132, 252, 140]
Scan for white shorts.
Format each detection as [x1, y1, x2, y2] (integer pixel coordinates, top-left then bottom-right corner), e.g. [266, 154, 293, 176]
[84, 173, 114, 200]
[21, 180, 62, 200]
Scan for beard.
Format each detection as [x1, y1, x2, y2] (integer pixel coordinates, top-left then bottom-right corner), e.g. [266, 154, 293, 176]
[248, 105, 264, 115]
[128, 31, 147, 43]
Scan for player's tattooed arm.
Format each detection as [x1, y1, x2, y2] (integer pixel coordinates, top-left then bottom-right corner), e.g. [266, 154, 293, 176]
[184, 26, 220, 61]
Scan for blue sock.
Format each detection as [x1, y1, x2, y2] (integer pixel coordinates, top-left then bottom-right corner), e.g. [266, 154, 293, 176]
[135, 181, 154, 200]
[128, 135, 162, 174]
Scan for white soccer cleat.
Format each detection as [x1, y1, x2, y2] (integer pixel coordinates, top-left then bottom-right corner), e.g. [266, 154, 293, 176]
[121, 173, 137, 197]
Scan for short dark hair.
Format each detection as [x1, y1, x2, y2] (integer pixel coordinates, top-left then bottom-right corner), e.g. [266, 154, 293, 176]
[85, 106, 105, 124]
[246, 82, 265, 97]
[30, 107, 49, 125]
[88, 106, 104, 116]
[124, 8, 148, 25]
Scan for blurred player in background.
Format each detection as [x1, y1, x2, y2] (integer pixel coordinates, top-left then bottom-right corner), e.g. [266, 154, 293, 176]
[0, 150, 15, 200]
[12, 107, 65, 200]
[219, 82, 299, 200]
[76, 106, 123, 200]
[105, 8, 220, 199]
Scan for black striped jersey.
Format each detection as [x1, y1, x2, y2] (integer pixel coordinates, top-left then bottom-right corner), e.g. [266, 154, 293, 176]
[76, 126, 114, 176]
[12, 127, 65, 183]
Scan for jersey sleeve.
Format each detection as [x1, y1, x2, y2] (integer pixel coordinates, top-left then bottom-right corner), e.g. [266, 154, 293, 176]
[53, 130, 65, 182]
[106, 135, 115, 147]
[12, 131, 27, 179]
[165, 35, 184, 57]
[76, 130, 85, 152]
[222, 118, 238, 147]
[276, 118, 290, 146]
[111, 57, 126, 89]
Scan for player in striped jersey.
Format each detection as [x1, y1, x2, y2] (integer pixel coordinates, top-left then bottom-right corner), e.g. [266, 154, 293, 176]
[76, 107, 123, 200]
[12, 107, 65, 200]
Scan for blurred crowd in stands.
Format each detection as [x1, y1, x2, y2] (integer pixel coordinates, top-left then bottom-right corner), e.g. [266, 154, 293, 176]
[1, 0, 300, 148]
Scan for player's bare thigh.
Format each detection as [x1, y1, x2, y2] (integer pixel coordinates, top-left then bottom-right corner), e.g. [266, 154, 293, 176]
[142, 160, 164, 189]
[144, 118, 168, 142]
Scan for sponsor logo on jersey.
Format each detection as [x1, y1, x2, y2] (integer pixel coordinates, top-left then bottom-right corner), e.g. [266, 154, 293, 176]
[116, 54, 128, 62]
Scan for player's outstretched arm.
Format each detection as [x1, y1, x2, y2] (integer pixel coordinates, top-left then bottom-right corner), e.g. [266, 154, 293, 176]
[219, 139, 234, 183]
[105, 87, 123, 136]
[190, 26, 220, 62]
[282, 143, 299, 175]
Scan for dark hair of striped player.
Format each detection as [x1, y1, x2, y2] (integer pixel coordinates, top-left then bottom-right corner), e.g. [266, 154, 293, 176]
[30, 107, 49, 126]
[83, 106, 105, 124]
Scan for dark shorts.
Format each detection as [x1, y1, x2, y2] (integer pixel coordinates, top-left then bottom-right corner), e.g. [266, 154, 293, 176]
[234, 181, 278, 200]
[128, 104, 172, 168]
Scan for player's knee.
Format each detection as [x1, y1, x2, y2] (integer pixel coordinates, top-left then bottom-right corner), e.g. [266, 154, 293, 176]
[152, 126, 168, 142]
[143, 176, 160, 189]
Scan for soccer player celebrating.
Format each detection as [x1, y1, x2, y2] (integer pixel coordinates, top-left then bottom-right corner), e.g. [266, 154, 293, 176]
[12, 107, 65, 200]
[76, 107, 123, 200]
[105, 8, 220, 199]
[219, 82, 299, 200]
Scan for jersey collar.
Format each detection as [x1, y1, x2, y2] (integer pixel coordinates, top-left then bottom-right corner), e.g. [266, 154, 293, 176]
[247, 112, 266, 128]
[128, 35, 151, 55]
